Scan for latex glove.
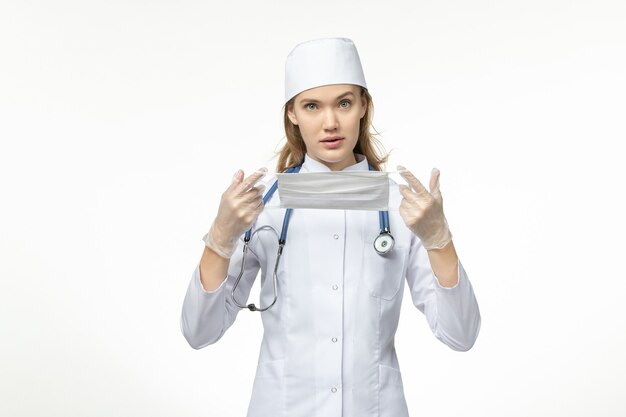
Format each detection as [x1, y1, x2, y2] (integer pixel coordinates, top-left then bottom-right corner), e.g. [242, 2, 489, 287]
[203, 167, 267, 258]
[397, 165, 453, 250]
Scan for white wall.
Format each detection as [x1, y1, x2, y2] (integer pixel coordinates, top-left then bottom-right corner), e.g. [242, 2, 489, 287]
[1, 1, 624, 416]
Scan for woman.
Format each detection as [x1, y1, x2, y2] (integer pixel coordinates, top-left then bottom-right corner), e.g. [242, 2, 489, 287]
[180, 37, 481, 417]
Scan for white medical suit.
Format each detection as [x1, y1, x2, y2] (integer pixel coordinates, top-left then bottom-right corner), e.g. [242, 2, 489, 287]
[180, 153, 481, 417]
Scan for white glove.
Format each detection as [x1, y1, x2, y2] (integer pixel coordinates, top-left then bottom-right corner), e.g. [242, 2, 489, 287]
[203, 167, 267, 258]
[397, 166, 453, 250]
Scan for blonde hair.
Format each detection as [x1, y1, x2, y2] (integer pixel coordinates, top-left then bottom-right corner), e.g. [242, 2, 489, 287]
[274, 86, 389, 172]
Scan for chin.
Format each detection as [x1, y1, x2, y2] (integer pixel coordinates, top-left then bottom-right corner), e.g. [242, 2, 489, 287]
[317, 152, 350, 162]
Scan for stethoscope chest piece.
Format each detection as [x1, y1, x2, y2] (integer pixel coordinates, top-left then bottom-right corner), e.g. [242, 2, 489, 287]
[374, 231, 395, 255]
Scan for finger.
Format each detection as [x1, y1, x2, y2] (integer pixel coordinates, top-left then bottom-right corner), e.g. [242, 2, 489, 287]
[398, 184, 420, 203]
[227, 169, 244, 190]
[223, 170, 244, 198]
[245, 183, 266, 194]
[246, 195, 264, 212]
[429, 168, 441, 196]
[236, 167, 268, 194]
[398, 199, 414, 220]
[240, 184, 266, 202]
[245, 194, 263, 207]
[248, 200, 265, 220]
[397, 165, 429, 195]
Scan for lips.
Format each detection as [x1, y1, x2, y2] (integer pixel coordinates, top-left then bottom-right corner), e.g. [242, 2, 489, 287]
[321, 136, 344, 142]
[320, 137, 344, 149]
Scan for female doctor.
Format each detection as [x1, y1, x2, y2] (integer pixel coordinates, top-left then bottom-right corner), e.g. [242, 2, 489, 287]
[180, 37, 481, 417]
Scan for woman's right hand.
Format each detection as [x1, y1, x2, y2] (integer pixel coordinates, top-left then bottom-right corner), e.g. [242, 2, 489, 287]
[204, 168, 268, 259]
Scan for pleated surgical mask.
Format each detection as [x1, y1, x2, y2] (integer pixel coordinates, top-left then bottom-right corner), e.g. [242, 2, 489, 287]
[275, 171, 391, 210]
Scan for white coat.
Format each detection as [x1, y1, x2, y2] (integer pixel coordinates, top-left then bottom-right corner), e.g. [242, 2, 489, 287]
[180, 153, 481, 417]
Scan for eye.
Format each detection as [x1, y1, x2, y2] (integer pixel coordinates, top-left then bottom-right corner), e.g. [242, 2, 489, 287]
[305, 103, 317, 110]
[339, 100, 351, 108]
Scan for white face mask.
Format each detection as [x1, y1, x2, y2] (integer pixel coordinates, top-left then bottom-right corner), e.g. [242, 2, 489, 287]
[275, 171, 390, 210]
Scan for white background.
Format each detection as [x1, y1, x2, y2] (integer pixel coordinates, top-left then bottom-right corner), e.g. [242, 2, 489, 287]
[1, 1, 625, 416]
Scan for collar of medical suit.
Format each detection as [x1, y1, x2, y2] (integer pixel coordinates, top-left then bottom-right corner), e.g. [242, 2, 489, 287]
[300, 152, 369, 173]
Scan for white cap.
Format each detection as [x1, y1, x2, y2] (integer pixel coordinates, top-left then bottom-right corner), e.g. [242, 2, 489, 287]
[284, 37, 368, 105]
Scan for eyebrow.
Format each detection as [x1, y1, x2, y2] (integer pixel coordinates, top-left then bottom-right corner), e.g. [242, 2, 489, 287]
[299, 91, 355, 104]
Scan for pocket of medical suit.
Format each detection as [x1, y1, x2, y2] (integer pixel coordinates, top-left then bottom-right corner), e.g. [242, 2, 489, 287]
[248, 359, 285, 416]
[379, 364, 410, 417]
[362, 242, 407, 300]
[254, 358, 285, 380]
[379, 363, 404, 387]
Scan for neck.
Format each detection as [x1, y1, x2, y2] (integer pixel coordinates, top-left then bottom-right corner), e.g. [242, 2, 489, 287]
[316, 153, 358, 171]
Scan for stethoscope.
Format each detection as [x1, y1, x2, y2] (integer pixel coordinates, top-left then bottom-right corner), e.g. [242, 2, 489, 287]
[231, 163, 394, 312]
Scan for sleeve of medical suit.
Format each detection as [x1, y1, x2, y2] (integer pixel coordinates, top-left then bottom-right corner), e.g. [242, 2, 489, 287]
[405, 235, 481, 352]
[180, 236, 261, 349]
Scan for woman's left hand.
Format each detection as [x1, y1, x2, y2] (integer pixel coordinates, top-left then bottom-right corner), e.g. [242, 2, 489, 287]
[397, 166, 453, 250]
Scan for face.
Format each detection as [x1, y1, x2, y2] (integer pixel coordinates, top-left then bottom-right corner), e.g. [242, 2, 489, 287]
[287, 84, 367, 171]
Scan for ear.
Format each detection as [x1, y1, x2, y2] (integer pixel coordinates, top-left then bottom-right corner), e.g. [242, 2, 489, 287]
[359, 94, 367, 119]
[287, 102, 299, 125]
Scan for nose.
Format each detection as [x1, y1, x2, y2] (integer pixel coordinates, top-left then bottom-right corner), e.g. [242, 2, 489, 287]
[323, 108, 339, 131]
